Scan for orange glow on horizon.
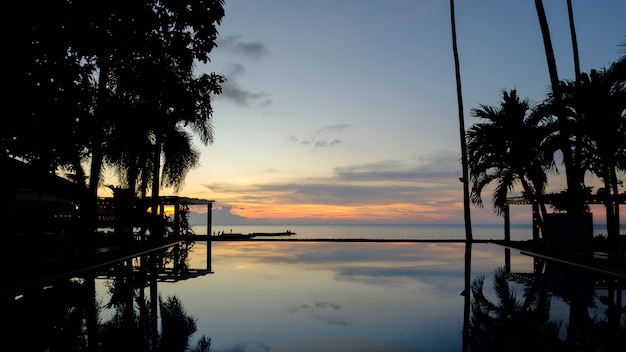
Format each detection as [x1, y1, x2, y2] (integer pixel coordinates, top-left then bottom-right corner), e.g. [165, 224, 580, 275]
[147, 205, 176, 217]
[192, 198, 542, 223]
[221, 202, 459, 222]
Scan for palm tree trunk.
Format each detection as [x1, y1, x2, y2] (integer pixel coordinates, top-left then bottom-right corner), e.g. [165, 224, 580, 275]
[150, 137, 163, 239]
[609, 167, 621, 260]
[566, 0, 581, 82]
[450, 0, 472, 241]
[534, 0, 560, 92]
[151, 140, 161, 207]
[566, 0, 587, 216]
[83, 55, 110, 234]
[534, 0, 583, 213]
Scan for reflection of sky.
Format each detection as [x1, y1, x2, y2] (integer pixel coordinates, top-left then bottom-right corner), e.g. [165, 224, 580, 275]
[155, 242, 534, 352]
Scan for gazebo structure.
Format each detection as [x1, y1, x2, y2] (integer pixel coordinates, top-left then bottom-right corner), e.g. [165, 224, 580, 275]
[504, 194, 626, 242]
[97, 194, 215, 240]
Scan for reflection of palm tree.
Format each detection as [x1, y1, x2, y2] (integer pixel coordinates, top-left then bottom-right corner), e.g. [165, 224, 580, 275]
[468, 267, 560, 351]
[159, 296, 198, 352]
[3, 243, 210, 351]
[99, 247, 203, 351]
[191, 335, 213, 352]
[5, 279, 97, 351]
[462, 241, 472, 352]
[467, 90, 552, 228]
[469, 264, 625, 351]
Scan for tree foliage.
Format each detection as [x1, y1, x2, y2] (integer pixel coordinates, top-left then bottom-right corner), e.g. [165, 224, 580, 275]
[13, 0, 226, 230]
[467, 89, 554, 217]
[15, 0, 224, 198]
[467, 52, 625, 233]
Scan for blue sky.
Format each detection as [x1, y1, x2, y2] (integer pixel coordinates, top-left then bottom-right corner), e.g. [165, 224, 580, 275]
[153, 0, 625, 224]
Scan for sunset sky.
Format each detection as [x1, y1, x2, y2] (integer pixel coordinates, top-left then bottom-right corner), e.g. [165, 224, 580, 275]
[151, 1, 625, 224]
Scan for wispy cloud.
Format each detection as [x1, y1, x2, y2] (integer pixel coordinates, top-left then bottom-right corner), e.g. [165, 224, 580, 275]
[218, 62, 272, 107]
[288, 124, 352, 150]
[334, 153, 460, 182]
[315, 124, 351, 134]
[220, 82, 271, 107]
[287, 300, 352, 327]
[201, 152, 463, 215]
[216, 35, 269, 59]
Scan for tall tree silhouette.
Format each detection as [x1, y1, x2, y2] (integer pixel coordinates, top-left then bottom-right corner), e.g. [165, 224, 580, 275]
[467, 90, 553, 228]
[557, 61, 626, 250]
[533, 0, 585, 213]
[450, 0, 473, 241]
[21, 0, 226, 233]
[13, 1, 93, 184]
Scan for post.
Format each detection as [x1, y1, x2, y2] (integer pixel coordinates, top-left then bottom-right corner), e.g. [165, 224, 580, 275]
[174, 199, 180, 238]
[532, 203, 540, 241]
[504, 204, 511, 241]
[207, 202, 213, 271]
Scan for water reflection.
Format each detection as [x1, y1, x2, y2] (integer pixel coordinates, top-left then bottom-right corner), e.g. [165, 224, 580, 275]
[2, 242, 212, 351]
[2, 241, 624, 351]
[467, 253, 625, 352]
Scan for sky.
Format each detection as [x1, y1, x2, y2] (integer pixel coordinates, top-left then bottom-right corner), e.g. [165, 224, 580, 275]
[150, 0, 625, 225]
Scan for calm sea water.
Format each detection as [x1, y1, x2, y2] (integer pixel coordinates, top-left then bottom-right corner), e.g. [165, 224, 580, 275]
[196, 223, 623, 241]
[156, 241, 621, 352]
[5, 224, 624, 351]
[154, 242, 521, 352]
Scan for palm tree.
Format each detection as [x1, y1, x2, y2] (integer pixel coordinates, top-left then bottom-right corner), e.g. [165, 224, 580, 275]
[558, 61, 626, 248]
[71, 1, 224, 232]
[533, 0, 586, 213]
[467, 90, 553, 228]
[450, 0, 473, 241]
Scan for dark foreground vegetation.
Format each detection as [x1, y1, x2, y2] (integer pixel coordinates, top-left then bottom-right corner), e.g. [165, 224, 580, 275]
[5, 0, 226, 239]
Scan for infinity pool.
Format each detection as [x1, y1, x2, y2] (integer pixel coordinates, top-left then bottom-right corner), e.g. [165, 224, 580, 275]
[4, 241, 624, 351]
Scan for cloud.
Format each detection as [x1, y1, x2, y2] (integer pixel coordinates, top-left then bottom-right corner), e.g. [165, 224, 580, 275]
[314, 139, 343, 149]
[210, 342, 271, 352]
[289, 124, 352, 150]
[199, 152, 467, 222]
[203, 152, 463, 205]
[189, 205, 266, 225]
[224, 62, 246, 77]
[316, 316, 353, 326]
[218, 62, 272, 107]
[262, 183, 430, 204]
[287, 300, 352, 327]
[315, 124, 352, 134]
[333, 154, 460, 182]
[220, 81, 272, 107]
[216, 35, 269, 59]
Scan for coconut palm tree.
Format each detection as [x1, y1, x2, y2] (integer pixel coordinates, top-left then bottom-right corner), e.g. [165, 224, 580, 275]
[450, 0, 473, 241]
[533, 0, 586, 213]
[557, 61, 626, 247]
[467, 90, 554, 228]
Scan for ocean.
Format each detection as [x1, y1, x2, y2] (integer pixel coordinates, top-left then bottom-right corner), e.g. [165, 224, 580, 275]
[193, 222, 624, 241]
